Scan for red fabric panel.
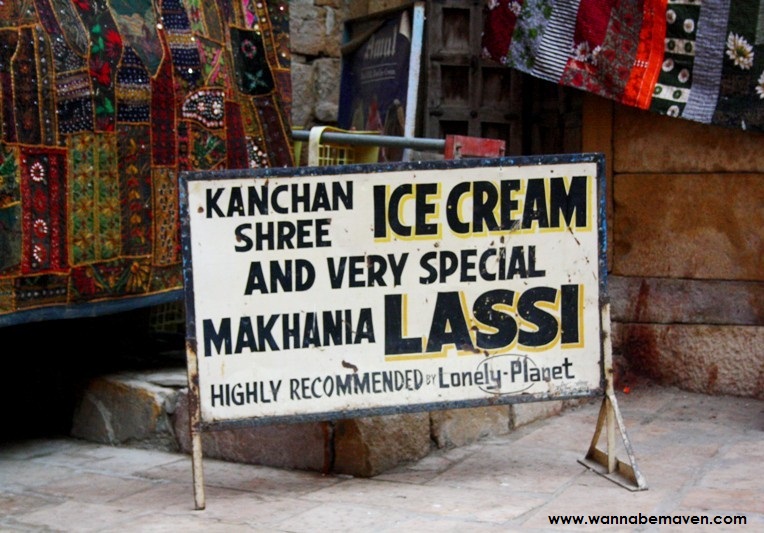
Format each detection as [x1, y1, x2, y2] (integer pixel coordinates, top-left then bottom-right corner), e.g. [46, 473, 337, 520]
[574, 0, 617, 47]
[623, 0, 668, 109]
[225, 101, 248, 169]
[150, 37, 177, 166]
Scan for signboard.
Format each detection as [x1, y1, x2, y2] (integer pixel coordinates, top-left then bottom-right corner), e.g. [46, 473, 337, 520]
[180, 155, 607, 426]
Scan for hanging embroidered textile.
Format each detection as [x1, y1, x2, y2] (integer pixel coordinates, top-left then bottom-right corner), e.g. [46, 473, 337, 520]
[0, 0, 293, 326]
[482, 0, 764, 133]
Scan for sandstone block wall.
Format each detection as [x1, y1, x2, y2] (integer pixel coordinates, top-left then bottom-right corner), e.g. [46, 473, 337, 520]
[583, 97, 763, 399]
[289, 0, 356, 128]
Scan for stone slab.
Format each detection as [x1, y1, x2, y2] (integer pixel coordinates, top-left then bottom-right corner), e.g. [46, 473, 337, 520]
[613, 104, 764, 173]
[289, 4, 329, 57]
[510, 400, 563, 429]
[613, 323, 764, 398]
[333, 412, 431, 477]
[612, 173, 763, 280]
[430, 406, 510, 449]
[172, 391, 330, 472]
[68, 370, 567, 478]
[609, 276, 764, 325]
[69, 371, 180, 450]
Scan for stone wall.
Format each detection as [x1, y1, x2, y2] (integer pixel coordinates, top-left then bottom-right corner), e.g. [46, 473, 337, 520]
[582, 95, 764, 399]
[290, 0, 359, 128]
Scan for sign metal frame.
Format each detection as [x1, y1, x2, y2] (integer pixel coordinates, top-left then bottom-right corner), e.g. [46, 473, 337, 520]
[179, 154, 645, 509]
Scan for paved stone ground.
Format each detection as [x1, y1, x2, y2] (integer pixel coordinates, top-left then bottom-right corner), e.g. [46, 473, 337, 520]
[1, 384, 761, 532]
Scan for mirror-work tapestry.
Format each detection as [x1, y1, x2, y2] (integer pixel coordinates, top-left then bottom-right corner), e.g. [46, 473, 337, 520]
[483, 0, 764, 134]
[0, 0, 292, 326]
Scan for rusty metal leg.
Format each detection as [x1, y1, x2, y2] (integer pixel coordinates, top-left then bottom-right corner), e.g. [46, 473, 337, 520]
[186, 340, 206, 510]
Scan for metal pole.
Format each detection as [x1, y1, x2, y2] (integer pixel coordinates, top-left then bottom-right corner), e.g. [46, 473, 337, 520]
[292, 129, 446, 153]
[186, 341, 206, 510]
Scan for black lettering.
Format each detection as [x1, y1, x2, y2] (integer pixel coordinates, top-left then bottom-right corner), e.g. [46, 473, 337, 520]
[315, 218, 331, 247]
[478, 248, 497, 280]
[256, 221, 275, 250]
[367, 255, 386, 286]
[388, 184, 412, 237]
[445, 181, 471, 234]
[327, 257, 347, 289]
[426, 292, 472, 353]
[388, 253, 408, 286]
[206, 188, 225, 218]
[522, 178, 549, 229]
[550, 176, 588, 228]
[473, 289, 518, 349]
[507, 246, 527, 278]
[244, 262, 268, 294]
[419, 251, 437, 284]
[234, 223, 254, 252]
[322, 310, 343, 345]
[527, 245, 545, 277]
[384, 294, 422, 355]
[354, 308, 375, 343]
[348, 256, 365, 288]
[332, 180, 353, 210]
[203, 318, 232, 356]
[210, 384, 225, 406]
[415, 182, 438, 236]
[271, 261, 292, 292]
[373, 185, 387, 238]
[438, 251, 458, 283]
[302, 313, 320, 347]
[500, 180, 521, 230]
[460, 249, 477, 282]
[246, 184, 268, 214]
[472, 181, 500, 232]
[561, 284, 580, 344]
[282, 313, 300, 349]
[272, 184, 288, 213]
[227, 187, 245, 216]
[257, 315, 279, 351]
[292, 182, 311, 212]
[235, 317, 258, 353]
[517, 287, 558, 347]
[277, 220, 296, 249]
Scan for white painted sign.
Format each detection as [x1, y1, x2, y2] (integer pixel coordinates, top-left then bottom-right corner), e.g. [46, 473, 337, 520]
[181, 156, 605, 423]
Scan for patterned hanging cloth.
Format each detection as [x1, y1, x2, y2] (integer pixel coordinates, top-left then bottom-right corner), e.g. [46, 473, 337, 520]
[0, 0, 293, 326]
[482, 0, 764, 133]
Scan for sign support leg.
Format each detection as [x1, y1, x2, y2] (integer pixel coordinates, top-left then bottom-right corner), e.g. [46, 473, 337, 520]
[578, 304, 647, 491]
[186, 341, 206, 510]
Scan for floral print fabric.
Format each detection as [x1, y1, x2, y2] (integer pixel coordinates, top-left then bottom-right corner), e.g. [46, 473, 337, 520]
[482, 0, 764, 133]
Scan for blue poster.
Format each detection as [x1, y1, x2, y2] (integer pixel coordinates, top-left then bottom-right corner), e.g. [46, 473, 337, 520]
[338, 7, 414, 161]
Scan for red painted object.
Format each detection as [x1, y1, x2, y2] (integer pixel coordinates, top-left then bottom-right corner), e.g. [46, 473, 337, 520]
[443, 135, 506, 160]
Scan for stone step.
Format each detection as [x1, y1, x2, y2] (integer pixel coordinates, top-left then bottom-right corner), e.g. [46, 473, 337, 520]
[70, 368, 574, 477]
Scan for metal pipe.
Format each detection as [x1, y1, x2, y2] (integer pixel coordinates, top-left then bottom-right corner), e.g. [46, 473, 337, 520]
[292, 129, 445, 152]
